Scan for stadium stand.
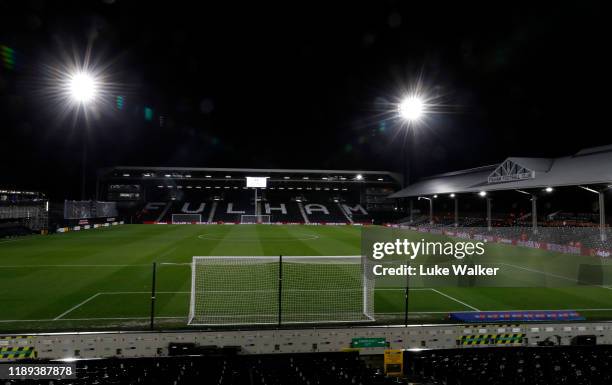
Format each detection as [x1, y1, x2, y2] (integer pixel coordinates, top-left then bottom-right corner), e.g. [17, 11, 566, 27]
[0, 189, 48, 235]
[6, 352, 399, 385]
[98, 167, 403, 224]
[406, 346, 612, 385]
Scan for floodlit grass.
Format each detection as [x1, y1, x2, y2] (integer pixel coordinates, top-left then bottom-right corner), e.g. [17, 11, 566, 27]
[1, 224, 612, 332]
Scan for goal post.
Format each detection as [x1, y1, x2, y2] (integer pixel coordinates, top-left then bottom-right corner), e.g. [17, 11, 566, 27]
[240, 214, 271, 224]
[171, 214, 202, 224]
[188, 255, 374, 326]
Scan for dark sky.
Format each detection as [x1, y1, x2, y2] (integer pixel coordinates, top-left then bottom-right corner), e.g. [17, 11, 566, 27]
[0, 0, 609, 200]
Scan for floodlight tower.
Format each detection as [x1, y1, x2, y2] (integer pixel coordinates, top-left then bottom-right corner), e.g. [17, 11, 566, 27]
[396, 90, 436, 326]
[397, 95, 426, 222]
[67, 71, 98, 200]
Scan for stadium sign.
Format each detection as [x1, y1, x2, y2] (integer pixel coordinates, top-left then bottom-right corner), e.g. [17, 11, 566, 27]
[351, 337, 387, 348]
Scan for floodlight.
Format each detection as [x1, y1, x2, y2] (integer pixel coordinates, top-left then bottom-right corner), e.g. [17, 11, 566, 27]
[69, 72, 97, 103]
[398, 95, 424, 121]
[450, 193, 455, 198]
[433, 194, 438, 198]
[545, 187, 553, 193]
[355, 174, 364, 180]
[479, 191, 487, 197]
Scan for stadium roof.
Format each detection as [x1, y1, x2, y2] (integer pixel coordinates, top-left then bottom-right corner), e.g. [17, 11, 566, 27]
[100, 166, 402, 184]
[390, 145, 612, 198]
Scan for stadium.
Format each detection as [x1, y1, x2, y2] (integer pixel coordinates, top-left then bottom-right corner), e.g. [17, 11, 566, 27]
[1, 2, 611, 384]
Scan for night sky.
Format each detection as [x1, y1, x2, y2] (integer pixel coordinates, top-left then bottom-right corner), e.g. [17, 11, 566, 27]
[0, 1, 609, 200]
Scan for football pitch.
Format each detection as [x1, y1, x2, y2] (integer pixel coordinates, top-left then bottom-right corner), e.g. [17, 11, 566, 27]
[2, 224, 612, 332]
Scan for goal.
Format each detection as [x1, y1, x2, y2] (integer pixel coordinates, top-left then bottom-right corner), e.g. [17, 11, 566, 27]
[171, 214, 202, 224]
[188, 256, 374, 325]
[240, 214, 271, 224]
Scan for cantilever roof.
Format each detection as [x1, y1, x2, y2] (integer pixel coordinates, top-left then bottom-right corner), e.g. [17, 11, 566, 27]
[390, 145, 612, 198]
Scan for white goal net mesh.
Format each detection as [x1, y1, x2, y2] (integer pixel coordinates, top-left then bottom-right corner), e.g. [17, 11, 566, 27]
[188, 256, 374, 325]
[171, 214, 202, 223]
[240, 215, 271, 224]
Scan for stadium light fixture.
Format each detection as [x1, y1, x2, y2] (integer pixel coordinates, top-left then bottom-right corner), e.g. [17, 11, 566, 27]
[68, 72, 98, 104]
[433, 194, 438, 198]
[545, 187, 554, 193]
[398, 95, 425, 122]
[449, 193, 455, 198]
[355, 174, 364, 180]
[478, 191, 487, 197]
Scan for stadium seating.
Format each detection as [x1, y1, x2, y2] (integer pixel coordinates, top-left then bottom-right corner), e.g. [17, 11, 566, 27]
[7, 352, 400, 385]
[406, 346, 612, 385]
[133, 189, 372, 224]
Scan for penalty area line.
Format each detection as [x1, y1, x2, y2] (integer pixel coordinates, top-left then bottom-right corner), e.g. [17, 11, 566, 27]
[54, 293, 103, 320]
[429, 288, 481, 311]
[53, 291, 191, 320]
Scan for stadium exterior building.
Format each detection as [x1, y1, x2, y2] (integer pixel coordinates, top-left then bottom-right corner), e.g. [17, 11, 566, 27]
[96, 166, 402, 224]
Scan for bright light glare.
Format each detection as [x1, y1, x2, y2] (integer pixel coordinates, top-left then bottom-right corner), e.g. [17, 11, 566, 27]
[69, 72, 97, 103]
[479, 191, 487, 197]
[450, 193, 455, 198]
[355, 174, 363, 180]
[545, 187, 554, 193]
[398, 95, 424, 121]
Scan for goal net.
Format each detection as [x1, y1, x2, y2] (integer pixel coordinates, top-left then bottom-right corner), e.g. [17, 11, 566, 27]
[188, 256, 374, 325]
[240, 214, 271, 224]
[171, 214, 202, 224]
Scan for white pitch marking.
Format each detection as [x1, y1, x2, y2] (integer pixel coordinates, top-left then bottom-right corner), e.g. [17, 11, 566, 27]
[54, 293, 103, 320]
[429, 288, 481, 311]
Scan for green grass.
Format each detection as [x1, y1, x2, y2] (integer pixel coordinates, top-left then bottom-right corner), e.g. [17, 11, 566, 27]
[1, 224, 612, 332]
